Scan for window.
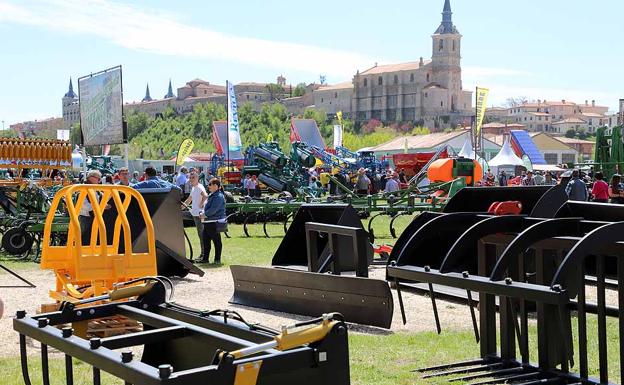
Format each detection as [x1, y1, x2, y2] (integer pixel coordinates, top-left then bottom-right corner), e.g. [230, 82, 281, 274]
[394, 75, 398, 84]
[425, 92, 428, 98]
[440, 101, 444, 107]
[246, 95, 250, 100]
[378, 76, 383, 85]
[321, 98, 324, 103]
[544, 153, 558, 164]
[562, 154, 576, 164]
[452, 40, 456, 51]
[439, 39, 444, 51]
[410, 73, 414, 82]
[334, 92, 338, 98]
[426, 73, 430, 82]
[204, 90, 207, 94]
[363, 79, 367, 87]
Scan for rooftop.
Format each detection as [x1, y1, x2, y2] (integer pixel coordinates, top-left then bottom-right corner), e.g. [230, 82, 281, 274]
[360, 60, 430, 75]
[370, 130, 466, 151]
[317, 81, 353, 91]
[552, 118, 587, 124]
[555, 137, 595, 145]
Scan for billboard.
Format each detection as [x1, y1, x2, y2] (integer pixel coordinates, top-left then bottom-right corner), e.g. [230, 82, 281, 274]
[78, 66, 125, 146]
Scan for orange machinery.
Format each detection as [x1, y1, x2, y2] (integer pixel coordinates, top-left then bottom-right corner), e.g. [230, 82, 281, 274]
[427, 157, 483, 186]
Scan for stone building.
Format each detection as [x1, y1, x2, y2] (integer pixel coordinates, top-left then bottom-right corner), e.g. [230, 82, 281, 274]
[61, 78, 80, 129]
[313, 0, 473, 127]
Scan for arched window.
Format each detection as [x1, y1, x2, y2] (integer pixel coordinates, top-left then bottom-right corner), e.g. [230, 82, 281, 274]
[393, 75, 398, 84]
[410, 73, 414, 82]
[452, 40, 456, 51]
[440, 101, 444, 107]
[426, 73, 430, 82]
[363, 78, 367, 87]
[378, 76, 383, 85]
[439, 39, 444, 51]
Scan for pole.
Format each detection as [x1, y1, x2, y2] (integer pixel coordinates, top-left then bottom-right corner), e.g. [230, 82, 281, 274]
[124, 143, 129, 170]
[226, 80, 230, 176]
[473, 87, 477, 160]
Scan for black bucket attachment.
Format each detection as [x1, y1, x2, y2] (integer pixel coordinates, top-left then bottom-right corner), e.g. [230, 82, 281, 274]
[231, 205, 391, 328]
[231, 265, 393, 328]
[273, 204, 373, 270]
[107, 188, 203, 278]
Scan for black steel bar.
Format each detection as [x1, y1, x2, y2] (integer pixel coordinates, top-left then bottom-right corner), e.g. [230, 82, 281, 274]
[596, 254, 608, 384]
[93, 367, 101, 385]
[577, 264, 588, 379]
[100, 325, 188, 350]
[515, 377, 561, 385]
[412, 358, 488, 373]
[448, 366, 524, 382]
[65, 354, 74, 385]
[466, 371, 541, 385]
[557, 303, 570, 372]
[428, 282, 442, 334]
[508, 298, 528, 363]
[394, 278, 407, 325]
[421, 362, 503, 378]
[41, 343, 50, 385]
[19, 334, 33, 385]
[518, 252, 529, 365]
[0, 263, 37, 288]
[466, 290, 479, 343]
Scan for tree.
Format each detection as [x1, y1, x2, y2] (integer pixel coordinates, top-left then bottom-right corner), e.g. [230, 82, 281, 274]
[292, 83, 307, 97]
[265, 83, 285, 101]
[505, 96, 529, 108]
[565, 129, 576, 138]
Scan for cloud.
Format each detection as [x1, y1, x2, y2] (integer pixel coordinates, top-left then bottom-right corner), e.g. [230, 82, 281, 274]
[0, 0, 374, 78]
[463, 66, 533, 82]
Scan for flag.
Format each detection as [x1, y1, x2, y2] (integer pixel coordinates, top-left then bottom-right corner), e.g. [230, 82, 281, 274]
[333, 124, 343, 148]
[475, 87, 489, 136]
[336, 110, 343, 126]
[176, 138, 194, 166]
[227, 80, 242, 153]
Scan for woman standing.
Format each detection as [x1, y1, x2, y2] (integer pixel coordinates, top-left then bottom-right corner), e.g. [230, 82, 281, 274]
[591, 172, 609, 203]
[200, 178, 226, 264]
[608, 174, 624, 204]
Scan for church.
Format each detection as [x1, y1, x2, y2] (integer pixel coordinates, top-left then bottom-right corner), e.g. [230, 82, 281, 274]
[313, 0, 473, 128]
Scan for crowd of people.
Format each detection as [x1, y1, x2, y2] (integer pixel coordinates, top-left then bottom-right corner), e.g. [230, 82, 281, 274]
[78, 166, 226, 265]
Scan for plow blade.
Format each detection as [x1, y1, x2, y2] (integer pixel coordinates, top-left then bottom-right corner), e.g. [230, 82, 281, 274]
[230, 265, 393, 328]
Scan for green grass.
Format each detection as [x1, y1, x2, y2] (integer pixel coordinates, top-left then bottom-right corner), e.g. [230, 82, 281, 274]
[1, 215, 622, 384]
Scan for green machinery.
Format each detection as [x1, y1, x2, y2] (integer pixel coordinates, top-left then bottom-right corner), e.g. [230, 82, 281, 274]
[591, 125, 624, 178]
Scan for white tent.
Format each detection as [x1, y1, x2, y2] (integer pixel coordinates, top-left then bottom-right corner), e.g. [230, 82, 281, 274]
[488, 137, 524, 167]
[458, 138, 473, 158]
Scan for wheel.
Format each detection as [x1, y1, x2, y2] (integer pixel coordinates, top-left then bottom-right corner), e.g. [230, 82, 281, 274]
[2, 227, 34, 255]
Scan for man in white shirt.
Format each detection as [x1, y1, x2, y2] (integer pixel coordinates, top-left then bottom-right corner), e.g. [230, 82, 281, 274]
[183, 172, 208, 260]
[385, 173, 400, 193]
[79, 170, 102, 245]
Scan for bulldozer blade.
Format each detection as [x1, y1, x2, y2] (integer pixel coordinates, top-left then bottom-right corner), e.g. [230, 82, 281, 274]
[229, 265, 393, 328]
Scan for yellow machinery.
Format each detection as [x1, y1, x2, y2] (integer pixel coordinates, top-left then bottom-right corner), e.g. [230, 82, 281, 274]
[0, 138, 72, 173]
[40, 184, 157, 303]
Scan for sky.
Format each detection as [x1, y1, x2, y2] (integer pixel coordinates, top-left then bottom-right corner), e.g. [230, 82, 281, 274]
[0, 0, 623, 126]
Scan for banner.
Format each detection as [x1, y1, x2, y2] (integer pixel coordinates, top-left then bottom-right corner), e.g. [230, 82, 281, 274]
[333, 125, 343, 148]
[226, 80, 242, 152]
[176, 138, 195, 166]
[57, 129, 70, 141]
[475, 87, 489, 136]
[78, 66, 124, 146]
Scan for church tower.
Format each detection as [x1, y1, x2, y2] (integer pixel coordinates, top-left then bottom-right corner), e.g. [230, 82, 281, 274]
[431, 0, 462, 111]
[62, 78, 79, 129]
[142, 83, 153, 102]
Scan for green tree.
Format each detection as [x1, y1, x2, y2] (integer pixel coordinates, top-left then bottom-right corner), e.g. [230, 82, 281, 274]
[565, 129, 576, 138]
[292, 83, 307, 97]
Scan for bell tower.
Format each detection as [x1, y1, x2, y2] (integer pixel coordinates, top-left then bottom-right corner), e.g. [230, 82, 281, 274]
[431, 0, 462, 111]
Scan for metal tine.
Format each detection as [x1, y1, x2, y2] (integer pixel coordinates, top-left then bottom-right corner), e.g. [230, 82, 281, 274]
[93, 367, 101, 385]
[19, 334, 33, 385]
[577, 265, 588, 379]
[508, 298, 529, 363]
[428, 282, 442, 334]
[448, 366, 525, 382]
[596, 254, 608, 384]
[556, 303, 571, 372]
[413, 358, 488, 373]
[394, 278, 407, 325]
[514, 378, 563, 385]
[41, 343, 50, 385]
[465, 286, 480, 342]
[65, 354, 74, 385]
[421, 362, 503, 379]
[465, 371, 541, 385]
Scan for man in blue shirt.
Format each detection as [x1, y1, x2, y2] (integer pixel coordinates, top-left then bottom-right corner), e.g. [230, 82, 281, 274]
[132, 166, 182, 193]
[565, 169, 588, 201]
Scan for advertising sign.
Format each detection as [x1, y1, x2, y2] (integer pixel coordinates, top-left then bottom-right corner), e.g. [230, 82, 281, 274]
[78, 66, 124, 146]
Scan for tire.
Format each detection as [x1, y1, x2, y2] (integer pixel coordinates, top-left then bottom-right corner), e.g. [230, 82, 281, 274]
[2, 227, 34, 255]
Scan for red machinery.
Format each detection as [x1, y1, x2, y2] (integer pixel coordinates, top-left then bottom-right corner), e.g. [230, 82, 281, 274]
[392, 149, 448, 179]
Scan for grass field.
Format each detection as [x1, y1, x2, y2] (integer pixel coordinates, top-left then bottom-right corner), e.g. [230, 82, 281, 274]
[0, 215, 622, 384]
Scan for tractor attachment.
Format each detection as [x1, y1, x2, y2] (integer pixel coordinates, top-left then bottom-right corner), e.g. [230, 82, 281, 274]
[230, 205, 393, 328]
[14, 279, 350, 385]
[387, 198, 624, 384]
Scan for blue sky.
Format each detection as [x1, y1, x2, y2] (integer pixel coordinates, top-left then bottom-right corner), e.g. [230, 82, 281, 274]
[1, 0, 622, 126]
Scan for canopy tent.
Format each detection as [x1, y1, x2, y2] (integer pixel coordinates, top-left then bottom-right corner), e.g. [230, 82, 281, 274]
[532, 164, 566, 172]
[458, 138, 473, 158]
[489, 137, 525, 167]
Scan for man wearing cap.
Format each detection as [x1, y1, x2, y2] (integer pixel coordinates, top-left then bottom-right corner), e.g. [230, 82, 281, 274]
[385, 172, 400, 193]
